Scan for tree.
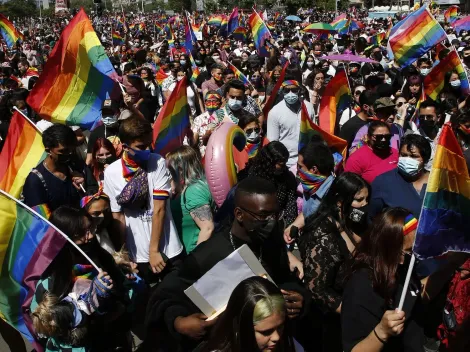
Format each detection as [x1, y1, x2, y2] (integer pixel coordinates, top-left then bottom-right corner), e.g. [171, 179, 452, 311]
[1, 0, 37, 18]
[204, 0, 218, 13]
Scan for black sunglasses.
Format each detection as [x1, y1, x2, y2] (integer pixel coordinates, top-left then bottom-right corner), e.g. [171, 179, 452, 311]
[245, 127, 261, 135]
[354, 90, 365, 96]
[372, 134, 392, 141]
[284, 88, 300, 94]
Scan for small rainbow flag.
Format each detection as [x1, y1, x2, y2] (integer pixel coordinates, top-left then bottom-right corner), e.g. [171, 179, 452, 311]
[0, 14, 24, 48]
[189, 52, 200, 82]
[319, 70, 351, 135]
[413, 124, 470, 259]
[0, 112, 46, 199]
[263, 61, 288, 118]
[153, 76, 190, 156]
[300, 102, 348, 159]
[26, 9, 119, 130]
[337, 18, 364, 34]
[156, 68, 168, 86]
[0, 191, 67, 347]
[248, 9, 272, 57]
[232, 27, 248, 42]
[369, 32, 386, 45]
[228, 7, 239, 34]
[139, 22, 146, 31]
[208, 15, 223, 26]
[163, 23, 175, 40]
[331, 13, 348, 30]
[245, 142, 259, 159]
[155, 22, 164, 33]
[453, 15, 470, 33]
[388, 6, 446, 67]
[424, 50, 470, 100]
[444, 5, 459, 24]
[112, 30, 124, 46]
[227, 62, 251, 88]
[31, 203, 51, 219]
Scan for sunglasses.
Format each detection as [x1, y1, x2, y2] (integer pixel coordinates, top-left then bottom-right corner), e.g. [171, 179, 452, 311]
[284, 88, 300, 94]
[245, 127, 261, 135]
[239, 206, 278, 221]
[396, 102, 405, 107]
[372, 134, 392, 141]
[354, 90, 365, 96]
[419, 114, 435, 121]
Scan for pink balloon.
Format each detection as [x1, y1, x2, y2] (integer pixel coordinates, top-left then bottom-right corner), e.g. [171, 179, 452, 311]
[205, 123, 246, 207]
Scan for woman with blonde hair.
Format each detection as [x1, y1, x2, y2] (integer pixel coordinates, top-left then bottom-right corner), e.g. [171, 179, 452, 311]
[167, 146, 215, 254]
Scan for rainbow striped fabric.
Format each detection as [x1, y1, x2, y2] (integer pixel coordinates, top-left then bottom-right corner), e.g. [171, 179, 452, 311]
[388, 6, 446, 67]
[0, 192, 66, 345]
[155, 22, 164, 33]
[0, 112, 46, 198]
[227, 7, 239, 34]
[369, 32, 386, 45]
[232, 27, 248, 42]
[297, 167, 327, 195]
[184, 16, 194, 52]
[330, 13, 348, 30]
[153, 76, 190, 156]
[300, 101, 348, 160]
[245, 142, 259, 159]
[31, 203, 51, 220]
[444, 5, 459, 24]
[0, 13, 24, 48]
[227, 62, 251, 87]
[424, 50, 470, 100]
[248, 9, 272, 57]
[189, 52, 200, 82]
[413, 124, 470, 260]
[153, 190, 169, 200]
[453, 15, 470, 33]
[112, 30, 124, 45]
[208, 15, 223, 26]
[318, 70, 350, 135]
[26, 9, 119, 130]
[337, 19, 364, 34]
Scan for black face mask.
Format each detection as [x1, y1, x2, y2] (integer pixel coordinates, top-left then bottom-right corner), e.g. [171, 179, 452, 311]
[373, 140, 390, 151]
[421, 120, 438, 137]
[97, 156, 116, 165]
[347, 204, 369, 224]
[56, 153, 71, 165]
[247, 219, 278, 244]
[78, 237, 100, 255]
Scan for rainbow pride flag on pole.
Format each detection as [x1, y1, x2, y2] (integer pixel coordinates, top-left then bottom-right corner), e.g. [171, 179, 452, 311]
[189, 52, 200, 82]
[300, 102, 348, 159]
[26, 9, 119, 130]
[153, 76, 190, 156]
[0, 112, 46, 199]
[0, 189, 67, 346]
[453, 15, 470, 33]
[227, 7, 239, 34]
[232, 27, 248, 42]
[330, 13, 348, 30]
[444, 5, 459, 24]
[248, 8, 272, 57]
[388, 6, 446, 67]
[424, 50, 470, 100]
[0, 14, 24, 48]
[208, 15, 223, 26]
[413, 124, 470, 260]
[184, 15, 195, 52]
[319, 70, 351, 135]
[227, 62, 252, 88]
[112, 30, 124, 46]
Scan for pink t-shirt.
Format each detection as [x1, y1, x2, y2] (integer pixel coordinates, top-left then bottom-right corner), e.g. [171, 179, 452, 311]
[344, 146, 398, 184]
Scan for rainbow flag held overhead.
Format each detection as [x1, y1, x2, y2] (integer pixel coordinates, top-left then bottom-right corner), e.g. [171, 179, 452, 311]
[369, 32, 386, 45]
[337, 19, 364, 34]
[232, 27, 248, 42]
[0, 112, 46, 199]
[263, 62, 288, 118]
[444, 5, 459, 24]
[112, 30, 124, 46]
[227, 7, 239, 34]
[424, 50, 470, 100]
[248, 9, 272, 57]
[155, 22, 164, 33]
[227, 62, 251, 87]
[453, 15, 470, 33]
[388, 6, 446, 67]
[26, 9, 119, 130]
[0, 14, 24, 48]
[208, 15, 223, 26]
[300, 102, 348, 159]
[184, 16, 195, 52]
[330, 13, 348, 30]
[189, 52, 200, 82]
[0, 191, 67, 346]
[319, 70, 351, 135]
[153, 76, 190, 156]
[413, 124, 470, 260]
[163, 23, 174, 40]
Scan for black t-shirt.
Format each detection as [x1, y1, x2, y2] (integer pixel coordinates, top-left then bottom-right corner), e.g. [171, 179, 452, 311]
[87, 125, 120, 154]
[341, 268, 425, 352]
[339, 115, 368, 149]
[23, 163, 81, 211]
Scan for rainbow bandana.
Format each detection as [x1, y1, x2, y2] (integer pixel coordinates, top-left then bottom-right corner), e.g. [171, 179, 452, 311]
[282, 80, 300, 87]
[245, 141, 260, 159]
[122, 150, 140, 181]
[72, 264, 98, 282]
[205, 92, 222, 112]
[80, 187, 110, 209]
[297, 167, 327, 195]
[403, 214, 418, 236]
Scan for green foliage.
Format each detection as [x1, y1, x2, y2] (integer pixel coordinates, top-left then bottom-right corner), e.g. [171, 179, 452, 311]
[0, 0, 37, 18]
[204, 0, 218, 13]
[144, 0, 166, 12]
[69, 0, 95, 12]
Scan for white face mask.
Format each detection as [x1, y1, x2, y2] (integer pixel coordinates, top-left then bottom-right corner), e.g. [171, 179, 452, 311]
[451, 80, 461, 87]
[307, 62, 314, 68]
[177, 76, 184, 81]
[228, 98, 243, 111]
[284, 91, 299, 105]
[284, 51, 292, 60]
[420, 68, 430, 76]
[385, 78, 392, 85]
[246, 131, 260, 143]
[397, 157, 422, 177]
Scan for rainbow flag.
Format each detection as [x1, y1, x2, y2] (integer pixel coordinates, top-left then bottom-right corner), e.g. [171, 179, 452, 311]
[26, 9, 119, 130]
[227, 62, 251, 87]
[155, 22, 164, 33]
[424, 50, 470, 100]
[232, 27, 248, 42]
[369, 32, 386, 45]
[163, 23, 174, 40]
[0, 191, 67, 346]
[319, 70, 351, 135]
[388, 6, 446, 67]
[453, 15, 470, 33]
[0, 112, 46, 199]
[184, 15, 197, 52]
[153, 76, 190, 156]
[189, 52, 200, 82]
[444, 5, 459, 24]
[31, 203, 51, 219]
[263, 61, 288, 118]
[0, 14, 24, 48]
[300, 102, 348, 160]
[337, 19, 364, 34]
[139, 22, 146, 31]
[112, 30, 124, 46]
[208, 15, 223, 26]
[330, 13, 348, 30]
[228, 7, 239, 34]
[248, 9, 272, 57]
[413, 124, 470, 260]
[156, 68, 168, 86]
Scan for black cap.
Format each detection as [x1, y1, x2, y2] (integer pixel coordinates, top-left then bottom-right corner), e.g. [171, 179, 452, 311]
[101, 99, 119, 113]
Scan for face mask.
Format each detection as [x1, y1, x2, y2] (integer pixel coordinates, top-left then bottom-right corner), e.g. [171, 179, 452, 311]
[91, 216, 104, 230]
[421, 119, 438, 137]
[284, 91, 299, 105]
[102, 115, 118, 127]
[78, 237, 99, 254]
[247, 218, 278, 244]
[347, 204, 368, 224]
[385, 78, 392, 84]
[228, 98, 243, 111]
[97, 155, 116, 165]
[250, 76, 260, 84]
[464, 56, 470, 64]
[420, 68, 430, 76]
[246, 131, 260, 143]
[451, 80, 461, 88]
[177, 76, 184, 81]
[127, 146, 151, 166]
[180, 60, 186, 65]
[205, 101, 220, 113]
[397, 156, 422, 178]
[212, 56, 220, 62]
[306, 62, 314, 68]
[243, 46, 248, 51]
[297, 167, 327, 195]
[284, 51, 292, 60]
[50, 151, 71, 165]
[195, 60, 202, 65]
[373, 139, 390, 151]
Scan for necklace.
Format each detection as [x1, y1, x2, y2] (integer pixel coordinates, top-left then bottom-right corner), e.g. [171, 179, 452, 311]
[229, 232, 263, 262]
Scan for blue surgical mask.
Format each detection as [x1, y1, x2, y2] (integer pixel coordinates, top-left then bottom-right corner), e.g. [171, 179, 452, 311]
[180, 60, 187, 65]
[451, 80, 461, 88]
[127, 145, 151, 165]
[228, 98, 243, 111]
[385, 78, 392, 85]
[284, 91, 299, 105]
[420, 68, 430, 76]
[397, 157, 422, 177]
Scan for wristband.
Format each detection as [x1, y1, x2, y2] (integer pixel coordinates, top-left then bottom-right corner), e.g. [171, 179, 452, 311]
[373, 328, 387, 344]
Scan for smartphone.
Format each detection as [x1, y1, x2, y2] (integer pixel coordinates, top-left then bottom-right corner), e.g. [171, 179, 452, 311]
[290, 226, 299, 240]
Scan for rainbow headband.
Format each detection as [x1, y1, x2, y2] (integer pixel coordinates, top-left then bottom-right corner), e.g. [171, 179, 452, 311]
[80, 189, 110, 209]
[282, 80, 300, 87]
[205, 92, 222, 101]
[403, 214, 418, 236]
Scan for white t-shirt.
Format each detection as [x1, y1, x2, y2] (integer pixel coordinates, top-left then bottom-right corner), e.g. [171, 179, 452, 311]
[104, 154, 183, 263]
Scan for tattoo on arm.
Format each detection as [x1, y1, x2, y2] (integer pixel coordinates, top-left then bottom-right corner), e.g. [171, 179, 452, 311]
[190, 205, 213, 221]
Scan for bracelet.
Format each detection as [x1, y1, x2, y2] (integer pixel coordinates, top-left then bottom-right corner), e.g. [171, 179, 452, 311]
[373, 328, 387, 344]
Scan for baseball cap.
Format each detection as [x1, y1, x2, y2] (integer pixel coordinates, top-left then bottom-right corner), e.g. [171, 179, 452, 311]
[374, 97, 395, 110]
[101, 99, 120, 113]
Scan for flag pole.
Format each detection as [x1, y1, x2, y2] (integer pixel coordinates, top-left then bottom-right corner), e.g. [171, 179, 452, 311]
[0, 188, 101, 272]
[397, 254, 416, 311]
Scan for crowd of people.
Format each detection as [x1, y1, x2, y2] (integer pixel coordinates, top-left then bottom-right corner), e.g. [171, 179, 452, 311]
[0, 5, 470, 352]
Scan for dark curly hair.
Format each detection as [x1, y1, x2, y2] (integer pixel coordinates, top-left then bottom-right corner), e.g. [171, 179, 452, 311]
[245, 141, 289, 182]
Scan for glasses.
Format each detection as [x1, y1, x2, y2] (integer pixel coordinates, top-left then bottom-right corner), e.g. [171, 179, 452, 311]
[245, 127, 261, 135]
[419, 114, 435, 121]
[372, 134, 392, 141]
[354, 90, 365, 96]
[396, 102, 404, 108]
[239, 206, 278, 221]
[284, 88, 300, 94]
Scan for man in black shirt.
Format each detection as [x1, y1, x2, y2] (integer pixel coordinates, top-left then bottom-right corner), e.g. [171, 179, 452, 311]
[145, 177, 309, 351]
